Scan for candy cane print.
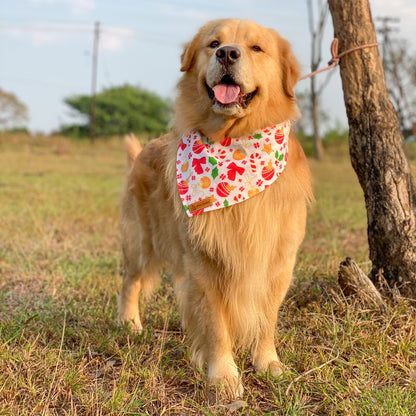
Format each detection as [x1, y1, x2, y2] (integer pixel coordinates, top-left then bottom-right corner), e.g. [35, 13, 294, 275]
[216, 148, 227, 159]
[249, 152, 261, 173]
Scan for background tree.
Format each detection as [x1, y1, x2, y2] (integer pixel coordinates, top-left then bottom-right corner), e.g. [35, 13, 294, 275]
[328, 0, 416, 296]
[62, 84, 172, 138]
[0, 88, 29, 130]
[306, 0, 331, 159]
[295, 90, 330, 137]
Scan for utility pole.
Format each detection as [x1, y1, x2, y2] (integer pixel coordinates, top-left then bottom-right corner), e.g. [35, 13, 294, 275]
[90, 21, 100, 143]
[376, 17, 399, 68]
[377, 17, 416, 138]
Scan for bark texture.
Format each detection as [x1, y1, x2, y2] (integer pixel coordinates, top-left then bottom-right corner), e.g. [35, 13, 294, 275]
[328, 0, 416, 296]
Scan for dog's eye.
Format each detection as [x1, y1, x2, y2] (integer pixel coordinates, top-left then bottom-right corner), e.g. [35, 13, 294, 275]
[209, 40, 220, 49]
[251, 45, 263, 52]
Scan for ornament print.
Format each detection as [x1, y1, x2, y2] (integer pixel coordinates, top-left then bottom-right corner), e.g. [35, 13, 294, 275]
[176, 121, 290, 216]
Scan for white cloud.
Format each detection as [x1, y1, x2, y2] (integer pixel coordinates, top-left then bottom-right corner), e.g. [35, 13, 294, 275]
[4, 22, 134, 51]
[100, 27, 135, 52]
[69, 0, 95, 15]
[27, 0, 96, 15]
[28, 0, 56, 4]
[155, 3, 214, 24]
[5, 23, 88, 46]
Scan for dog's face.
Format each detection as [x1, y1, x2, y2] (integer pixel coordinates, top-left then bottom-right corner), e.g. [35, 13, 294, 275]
[177, 19, 300, 135]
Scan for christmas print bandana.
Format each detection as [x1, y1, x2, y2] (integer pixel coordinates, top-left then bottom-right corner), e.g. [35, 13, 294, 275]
[176, 121, 290, 216]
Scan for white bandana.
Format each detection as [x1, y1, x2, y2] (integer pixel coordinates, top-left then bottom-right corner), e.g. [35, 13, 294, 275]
[176, 121, 290, 216]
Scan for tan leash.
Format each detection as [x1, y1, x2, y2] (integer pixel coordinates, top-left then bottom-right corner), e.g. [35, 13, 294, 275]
[299, 38, 379, 81]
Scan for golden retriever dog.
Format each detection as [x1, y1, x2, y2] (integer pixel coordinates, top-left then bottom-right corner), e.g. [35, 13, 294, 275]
[118, 19, 312, 397]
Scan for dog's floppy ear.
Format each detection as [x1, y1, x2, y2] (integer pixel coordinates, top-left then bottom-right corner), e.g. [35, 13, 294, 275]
[277, 35, 301, 98]
[180, 22, 212, 72]
[180, 30, 204, 72]
[180, 41, 195, 72]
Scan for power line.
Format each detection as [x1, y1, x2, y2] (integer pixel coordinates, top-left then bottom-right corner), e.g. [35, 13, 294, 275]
[0, 23, 93, 33]
[0, 76, 86, 91]
[0, 23, 137, 38]
[0, 22, 180, 46]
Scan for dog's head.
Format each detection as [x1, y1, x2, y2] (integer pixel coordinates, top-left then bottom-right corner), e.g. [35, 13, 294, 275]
[175, 19, 301, 138]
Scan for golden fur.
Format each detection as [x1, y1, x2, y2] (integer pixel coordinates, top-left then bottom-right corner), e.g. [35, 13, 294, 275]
[118, 19, 312, 397]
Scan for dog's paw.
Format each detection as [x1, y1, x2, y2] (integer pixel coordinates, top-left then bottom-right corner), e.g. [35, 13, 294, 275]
[207, 358, 243, 399]
[267, 360, 283, 377]
[118, 315, 143, 333]
[254, 359, 283, 378]
[208, 374, 244, 399]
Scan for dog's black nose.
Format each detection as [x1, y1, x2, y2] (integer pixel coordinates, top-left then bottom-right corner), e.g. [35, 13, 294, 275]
[216, 46, 241, 65]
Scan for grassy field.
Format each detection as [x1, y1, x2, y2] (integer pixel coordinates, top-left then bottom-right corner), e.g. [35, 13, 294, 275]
[1, 133, 416, 415]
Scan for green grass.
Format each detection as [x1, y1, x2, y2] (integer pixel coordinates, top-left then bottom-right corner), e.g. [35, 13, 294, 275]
[1, 133, 416, 415]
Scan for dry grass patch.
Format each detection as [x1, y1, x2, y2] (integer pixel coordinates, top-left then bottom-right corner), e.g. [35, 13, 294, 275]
[1, 133, 416, 415]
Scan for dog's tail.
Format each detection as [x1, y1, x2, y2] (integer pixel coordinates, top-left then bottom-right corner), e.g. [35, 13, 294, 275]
[125, 133, 142, 167]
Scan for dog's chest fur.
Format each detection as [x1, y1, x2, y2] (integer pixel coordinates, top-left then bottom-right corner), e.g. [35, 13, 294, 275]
[164, 133, 307, 280]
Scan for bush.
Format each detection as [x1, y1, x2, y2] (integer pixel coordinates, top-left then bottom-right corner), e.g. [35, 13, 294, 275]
[62, 84, 172, 138]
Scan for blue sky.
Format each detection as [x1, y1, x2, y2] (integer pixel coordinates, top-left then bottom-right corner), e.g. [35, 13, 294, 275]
[1, 0, 415, 133]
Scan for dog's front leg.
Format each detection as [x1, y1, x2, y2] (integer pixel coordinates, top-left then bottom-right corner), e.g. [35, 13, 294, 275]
[251, 316, 282, 377]
[118, 271, 143, 332]
[205, 303, 242, 398]
[176, 275, 243, 398]
[252, 259, 296, 377]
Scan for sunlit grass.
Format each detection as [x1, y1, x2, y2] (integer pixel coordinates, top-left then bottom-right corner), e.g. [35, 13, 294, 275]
[1, 133, 416, 415]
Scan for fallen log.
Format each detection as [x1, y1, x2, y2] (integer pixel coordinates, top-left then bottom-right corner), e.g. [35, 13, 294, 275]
[338, 257, 386, 310]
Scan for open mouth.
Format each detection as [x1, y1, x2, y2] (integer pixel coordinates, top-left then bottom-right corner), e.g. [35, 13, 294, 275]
[205, 75, 257, 108]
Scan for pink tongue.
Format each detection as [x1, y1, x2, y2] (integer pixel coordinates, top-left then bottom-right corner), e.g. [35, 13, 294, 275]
[212, 84, 241, 104]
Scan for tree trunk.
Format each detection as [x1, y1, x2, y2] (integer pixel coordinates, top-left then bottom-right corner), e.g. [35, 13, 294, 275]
[328, 0, 416, 296]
